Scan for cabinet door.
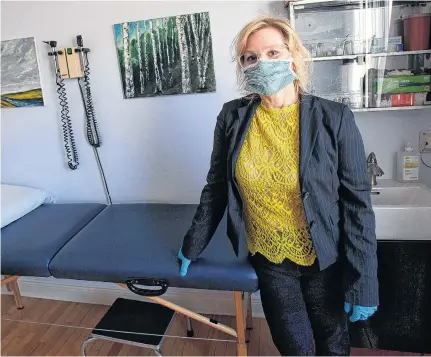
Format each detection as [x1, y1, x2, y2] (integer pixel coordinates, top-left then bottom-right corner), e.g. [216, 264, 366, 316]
[364, 3, 431, 109]
[288, 1, 431, 111]
[349, 240, 431, 354]
[289, 1, 369, 109]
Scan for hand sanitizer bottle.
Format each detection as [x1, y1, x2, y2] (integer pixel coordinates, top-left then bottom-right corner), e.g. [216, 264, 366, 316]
[396, 142, 420, 182]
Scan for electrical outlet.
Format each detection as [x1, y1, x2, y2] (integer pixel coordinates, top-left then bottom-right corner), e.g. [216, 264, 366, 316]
[419, 130, 431, 153]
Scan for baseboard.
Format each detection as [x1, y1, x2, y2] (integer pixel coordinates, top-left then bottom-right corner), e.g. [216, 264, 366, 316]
[2, 276, 265, 318]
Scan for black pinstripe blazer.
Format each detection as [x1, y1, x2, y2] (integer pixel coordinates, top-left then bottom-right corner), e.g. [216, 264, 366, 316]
[182, 94, 379, 306]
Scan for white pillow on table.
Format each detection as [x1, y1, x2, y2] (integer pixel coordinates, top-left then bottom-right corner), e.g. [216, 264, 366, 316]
[1, 184, 55, 229]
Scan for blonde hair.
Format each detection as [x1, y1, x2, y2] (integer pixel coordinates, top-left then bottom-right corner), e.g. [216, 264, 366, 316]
[231, 15, 311, 94]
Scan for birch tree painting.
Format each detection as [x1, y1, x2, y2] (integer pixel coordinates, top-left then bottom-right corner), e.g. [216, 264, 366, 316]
[113, 12, 216, 98]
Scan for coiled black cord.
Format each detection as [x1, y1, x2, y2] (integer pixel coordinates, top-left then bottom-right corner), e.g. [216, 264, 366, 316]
[56, 74, 79, 170]
[79, 51, 101, 148]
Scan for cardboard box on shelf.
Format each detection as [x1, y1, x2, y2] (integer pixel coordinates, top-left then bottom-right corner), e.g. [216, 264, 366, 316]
[371, 36, 404, 53]
[377, 75, 431, 94]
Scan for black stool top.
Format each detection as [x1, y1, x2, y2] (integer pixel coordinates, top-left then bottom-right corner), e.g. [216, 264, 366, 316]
[92, 298, 175, 347]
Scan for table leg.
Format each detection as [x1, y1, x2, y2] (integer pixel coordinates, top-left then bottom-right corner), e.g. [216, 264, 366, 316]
[1, 276, 23, 309]
[246, 293, 253, 330]
[234, 291, 247, 356]
[10, 280, 23, 309]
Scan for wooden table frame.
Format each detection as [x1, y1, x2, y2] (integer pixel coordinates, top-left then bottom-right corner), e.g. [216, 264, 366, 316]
[1, 275, 23, 309]
[2, 275, 253, 356]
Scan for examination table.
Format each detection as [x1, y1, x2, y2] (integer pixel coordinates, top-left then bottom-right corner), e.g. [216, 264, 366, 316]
[1, 203, 257, 356]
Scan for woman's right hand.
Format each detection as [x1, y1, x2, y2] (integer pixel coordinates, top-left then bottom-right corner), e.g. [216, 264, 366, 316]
[178, 248, 191, 276]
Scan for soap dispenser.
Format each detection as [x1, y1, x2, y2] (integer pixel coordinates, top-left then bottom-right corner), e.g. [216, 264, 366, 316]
[396, 141, 420, 182]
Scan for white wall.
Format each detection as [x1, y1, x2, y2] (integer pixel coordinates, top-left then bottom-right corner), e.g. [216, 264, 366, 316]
[1, 0, 431, 206]
[356, 110, 431, 187]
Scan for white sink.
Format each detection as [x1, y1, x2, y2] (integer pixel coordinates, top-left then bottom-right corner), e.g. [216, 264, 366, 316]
[371, 186, 431, 207]
[371, 180, 431, 241]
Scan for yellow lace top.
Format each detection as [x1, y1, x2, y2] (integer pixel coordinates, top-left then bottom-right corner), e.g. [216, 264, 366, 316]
[235, 101, 316, 266]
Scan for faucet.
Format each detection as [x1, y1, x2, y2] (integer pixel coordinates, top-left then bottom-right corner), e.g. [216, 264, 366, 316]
[366, 152, 384, 186]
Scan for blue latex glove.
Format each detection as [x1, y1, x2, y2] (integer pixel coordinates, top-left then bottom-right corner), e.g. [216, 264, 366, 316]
[178, 248, 191, 277]
[344, 302, 377, 322]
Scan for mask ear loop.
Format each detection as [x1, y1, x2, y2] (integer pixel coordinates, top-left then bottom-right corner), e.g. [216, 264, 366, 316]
[289, 58, 299, 79]
[289, 58, 302, 93]
[276, 57, 299, 79]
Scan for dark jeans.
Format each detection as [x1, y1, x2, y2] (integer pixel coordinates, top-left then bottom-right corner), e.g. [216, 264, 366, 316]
[250, 253, 350, 356]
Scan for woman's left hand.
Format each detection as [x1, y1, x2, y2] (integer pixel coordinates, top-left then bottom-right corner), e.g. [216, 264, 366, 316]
[178, 248, 192, 277]
[344, 302, 377, 322]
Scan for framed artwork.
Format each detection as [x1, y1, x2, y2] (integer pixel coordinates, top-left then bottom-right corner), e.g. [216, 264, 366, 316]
[1, 37, 44, 108]
[113, 12, 216, 98]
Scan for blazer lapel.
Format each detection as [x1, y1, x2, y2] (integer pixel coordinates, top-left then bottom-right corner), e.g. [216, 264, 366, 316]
[232, 97, 260, 175]
[299, 95, 321, 183]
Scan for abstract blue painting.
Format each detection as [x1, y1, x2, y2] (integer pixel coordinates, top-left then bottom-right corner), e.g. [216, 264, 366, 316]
[1, 37, 44, 108]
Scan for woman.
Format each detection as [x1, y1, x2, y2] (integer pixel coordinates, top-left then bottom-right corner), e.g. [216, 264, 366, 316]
[178, 15, 378, 356]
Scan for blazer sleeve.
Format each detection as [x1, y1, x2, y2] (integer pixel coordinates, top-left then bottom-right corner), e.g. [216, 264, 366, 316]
[337, 105, 379, 306]
[181, 105, 229, 261]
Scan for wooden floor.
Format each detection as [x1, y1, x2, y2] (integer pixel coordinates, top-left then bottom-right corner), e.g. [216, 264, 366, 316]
[0, 295, 426, 356]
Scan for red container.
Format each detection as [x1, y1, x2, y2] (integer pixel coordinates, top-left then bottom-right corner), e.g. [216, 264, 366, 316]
[391, 93, 415, 107]
[403, 14, 431, 50]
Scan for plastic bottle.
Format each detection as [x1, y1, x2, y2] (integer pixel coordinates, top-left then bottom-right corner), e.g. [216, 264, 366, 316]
[396, 142, 420, 182]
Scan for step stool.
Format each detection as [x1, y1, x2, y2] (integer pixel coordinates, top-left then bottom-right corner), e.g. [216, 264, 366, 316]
[81, 298, 193, 356]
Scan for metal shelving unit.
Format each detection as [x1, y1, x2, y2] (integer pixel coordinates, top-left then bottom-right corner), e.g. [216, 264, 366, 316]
[367, 49, 431, 58]
[307, 50, 431, 61]
[288, 0, 431, 112]
[352, 105, 431, 112]
[305, 54, 360, 61]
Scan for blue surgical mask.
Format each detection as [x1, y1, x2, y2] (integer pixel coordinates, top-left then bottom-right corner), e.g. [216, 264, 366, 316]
[242, 58, 297, 96]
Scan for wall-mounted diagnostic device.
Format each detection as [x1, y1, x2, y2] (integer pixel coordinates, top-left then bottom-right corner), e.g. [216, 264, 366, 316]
[44, 35, 101, 170]
[44, 36, 111, 204]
